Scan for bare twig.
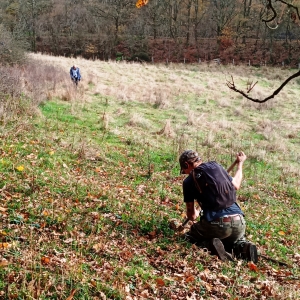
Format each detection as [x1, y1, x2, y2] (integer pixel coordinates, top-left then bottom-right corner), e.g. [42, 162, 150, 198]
[278, 0, 300, 19]
[227, 70, 300, 103]
[246, 80, 258, 93]
[260, 254, 293, 268]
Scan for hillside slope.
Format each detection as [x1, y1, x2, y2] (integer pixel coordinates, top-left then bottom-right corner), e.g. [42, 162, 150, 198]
[0, 53, 299, 299]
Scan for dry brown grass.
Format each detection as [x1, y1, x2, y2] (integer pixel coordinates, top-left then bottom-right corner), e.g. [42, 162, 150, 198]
[30, 54, 298, 103]
[128, 113, 151, 129]
[157, 119, 175, 137]
[0, 65, 22, 122]
[27, 52, 300, 172]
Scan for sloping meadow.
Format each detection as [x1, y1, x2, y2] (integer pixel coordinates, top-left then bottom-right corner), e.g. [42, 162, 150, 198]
[0, 53, 299, 299]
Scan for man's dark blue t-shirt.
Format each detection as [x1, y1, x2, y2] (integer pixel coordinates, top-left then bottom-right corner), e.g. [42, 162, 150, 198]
[183, 168, 244, 222]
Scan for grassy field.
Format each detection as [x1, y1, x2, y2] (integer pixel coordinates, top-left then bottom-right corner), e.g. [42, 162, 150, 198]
[0, 53, 299, 299]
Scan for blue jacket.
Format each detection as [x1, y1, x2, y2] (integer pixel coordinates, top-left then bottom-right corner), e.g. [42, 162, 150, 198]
[70, 67, 81, 80]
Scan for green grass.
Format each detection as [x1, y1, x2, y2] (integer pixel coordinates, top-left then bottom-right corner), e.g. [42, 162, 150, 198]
[0, 58, 300, 299]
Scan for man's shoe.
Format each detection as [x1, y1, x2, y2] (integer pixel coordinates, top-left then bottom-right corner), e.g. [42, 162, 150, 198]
[210, 238, 234, 262]
[234, 241, 258, 263]
[244, 242, 258, 263]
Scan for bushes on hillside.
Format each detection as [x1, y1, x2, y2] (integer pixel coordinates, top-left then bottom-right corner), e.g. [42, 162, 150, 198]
[130, 52, 151, 62]
[0, 61, 66, 123]
[0, 65, 24, 122]
[0, 24, 27, 66]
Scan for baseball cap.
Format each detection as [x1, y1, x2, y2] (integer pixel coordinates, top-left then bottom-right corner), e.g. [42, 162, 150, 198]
[179, 150, 200, 174]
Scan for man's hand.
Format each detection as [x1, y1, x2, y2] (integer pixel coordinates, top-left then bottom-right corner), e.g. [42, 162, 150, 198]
[169, 218, 191, 232]
[186, 202, 201, 221]
[235, 151, 247, 164]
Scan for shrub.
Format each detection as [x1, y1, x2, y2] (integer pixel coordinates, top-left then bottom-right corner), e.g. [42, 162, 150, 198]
[0, 65, 24, 122]
[116, 52, 123, 61]
[130, 52, 150, 62]
[0, 60, 66, 122]
[0, 25, 28, 66]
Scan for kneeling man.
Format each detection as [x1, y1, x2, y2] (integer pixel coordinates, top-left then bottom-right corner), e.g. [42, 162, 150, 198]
[179, 150, 258, 262]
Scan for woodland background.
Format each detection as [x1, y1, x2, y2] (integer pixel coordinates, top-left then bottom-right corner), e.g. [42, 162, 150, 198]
[0, 0, 300, 65]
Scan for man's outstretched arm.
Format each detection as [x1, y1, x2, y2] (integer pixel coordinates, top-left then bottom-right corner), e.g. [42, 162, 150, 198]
[231, 152, 247, 190]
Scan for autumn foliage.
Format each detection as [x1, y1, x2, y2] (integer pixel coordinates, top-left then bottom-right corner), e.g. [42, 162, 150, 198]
[136, 0, 149, 8]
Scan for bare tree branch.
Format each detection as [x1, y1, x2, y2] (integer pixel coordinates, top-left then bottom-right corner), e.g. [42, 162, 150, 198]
[227, 70, 300, 103]
[228, 0, 300, 102]
[262, 0, 300, 29]
[262, 0, 282, 29]
[262, 0, 277, 23]
[278, 0, 300, 19]
[246, 79, 258, 93]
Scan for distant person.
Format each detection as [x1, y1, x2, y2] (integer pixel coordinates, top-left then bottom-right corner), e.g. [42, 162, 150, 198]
[179, 150, 258, 263]
[70, 65, 81, 86]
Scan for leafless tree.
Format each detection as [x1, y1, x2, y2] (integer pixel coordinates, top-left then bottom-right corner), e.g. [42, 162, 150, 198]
[0, 24, 27, 65]
[89, 0, 133, 42]
[209, 0, 238, 38]
[18, 0, 54, 52]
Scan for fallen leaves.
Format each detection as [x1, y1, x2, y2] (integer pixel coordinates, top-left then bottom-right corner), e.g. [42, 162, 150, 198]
[293, 253, 300, 264]
[0, 207, 7, 212]
[137, 184, 146, 195]
[42, 210, 50, 216]
[155, 278, 165, 287]
[120, 250, 133, 261]
[148, 230, 157, 240]
[66, 289, 77, 300]
[90, 279, 97, 287]
[0, 259, 9, 267]
[92, 243, 103, 252]
[0, 230, 7, 237]
[41, 256, 51, 265]
[0, 242, 11, 249]
[248, 262, 259, 272]
[253, 194, 260, 200]
[185, 275, 195, 283]
[1, 93, 299, 300]
[169, 219, 181, 230]
[64, 238, 74, 244]
[254, 281, 276, 297]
